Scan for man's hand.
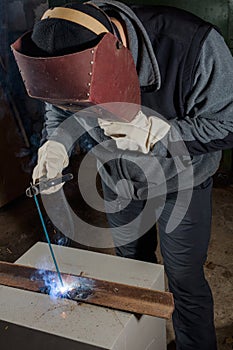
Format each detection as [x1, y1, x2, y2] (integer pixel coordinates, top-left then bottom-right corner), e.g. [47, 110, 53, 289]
[98, 110, 170, 154]
[32, 140, 69, 194]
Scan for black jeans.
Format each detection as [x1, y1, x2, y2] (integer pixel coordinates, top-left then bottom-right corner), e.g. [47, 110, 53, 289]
[102, 177, 217, 350]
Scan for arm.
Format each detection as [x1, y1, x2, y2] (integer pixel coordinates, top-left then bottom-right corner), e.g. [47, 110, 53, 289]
[154, 29, 233, 157]
[33, 103, 76, 193]
[40, 103, 73, 147]
[99, 29, 233, 157]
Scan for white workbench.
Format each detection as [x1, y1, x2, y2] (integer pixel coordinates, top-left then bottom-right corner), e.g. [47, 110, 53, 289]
[0, 242, 166, 350]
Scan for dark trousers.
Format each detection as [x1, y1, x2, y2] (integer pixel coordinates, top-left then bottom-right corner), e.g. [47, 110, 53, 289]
[102, 177, 217, 350]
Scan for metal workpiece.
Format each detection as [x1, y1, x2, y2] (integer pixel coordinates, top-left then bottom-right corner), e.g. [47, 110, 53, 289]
[0, 242, 168, 350]
[0, 260, 174, 319]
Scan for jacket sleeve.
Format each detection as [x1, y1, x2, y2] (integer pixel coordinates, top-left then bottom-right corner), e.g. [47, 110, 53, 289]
[152, 28, 233, 157]
[40, 103, 102, 153]
[40, 103, 85, 154]
[40, 103, 72, 145]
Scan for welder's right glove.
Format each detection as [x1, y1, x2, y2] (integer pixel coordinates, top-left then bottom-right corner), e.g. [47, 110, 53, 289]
[98, 110, 170, 154]
[32, 140, 69, 194]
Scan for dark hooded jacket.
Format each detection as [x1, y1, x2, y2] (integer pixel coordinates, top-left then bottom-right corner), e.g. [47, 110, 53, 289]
[43, 1, 233, 198]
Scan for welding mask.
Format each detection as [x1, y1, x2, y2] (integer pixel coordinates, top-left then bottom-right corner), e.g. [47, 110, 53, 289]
[11, 6, 141, 121]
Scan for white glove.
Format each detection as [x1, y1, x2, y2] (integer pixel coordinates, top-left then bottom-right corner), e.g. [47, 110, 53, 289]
[32, 140, 69, 194]
[98, 110, 170, 154]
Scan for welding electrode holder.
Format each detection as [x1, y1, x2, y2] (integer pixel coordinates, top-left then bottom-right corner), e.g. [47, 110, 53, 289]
[26, 173, 74, 197]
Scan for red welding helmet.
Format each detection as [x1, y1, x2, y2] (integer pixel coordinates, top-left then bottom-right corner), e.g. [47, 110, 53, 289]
[11, 6, 141, 121]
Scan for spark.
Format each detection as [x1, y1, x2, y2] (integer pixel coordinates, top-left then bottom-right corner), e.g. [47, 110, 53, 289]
[60, 312, 67, 319]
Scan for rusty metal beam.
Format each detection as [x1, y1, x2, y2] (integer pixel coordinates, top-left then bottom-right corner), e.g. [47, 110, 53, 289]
[0, 261, 174, 319]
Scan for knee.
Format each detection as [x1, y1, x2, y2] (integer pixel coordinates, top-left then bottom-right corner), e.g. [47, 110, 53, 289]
[165, 265, 207, 295]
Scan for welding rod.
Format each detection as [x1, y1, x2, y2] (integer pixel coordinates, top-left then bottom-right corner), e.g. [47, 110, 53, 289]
[26, 173, 74, 288]
[33, 194, 64, 287]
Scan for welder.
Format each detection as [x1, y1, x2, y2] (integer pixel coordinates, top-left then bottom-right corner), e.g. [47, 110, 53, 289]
[12, 1, 233, 349]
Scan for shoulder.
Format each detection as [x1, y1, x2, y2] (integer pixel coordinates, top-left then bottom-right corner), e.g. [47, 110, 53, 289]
[130, 4, 208, 23]
[130, 5, 213, 39]
[196, 28, 232, 75]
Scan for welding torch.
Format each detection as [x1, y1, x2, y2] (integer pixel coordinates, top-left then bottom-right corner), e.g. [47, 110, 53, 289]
[26, 173, 73, 288]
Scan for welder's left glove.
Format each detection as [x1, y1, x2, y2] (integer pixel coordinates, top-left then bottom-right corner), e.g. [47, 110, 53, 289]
[32, 140, 69, 194]
[98, 110, 170, 154]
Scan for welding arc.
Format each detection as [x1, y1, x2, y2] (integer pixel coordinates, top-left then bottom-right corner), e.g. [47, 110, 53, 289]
[33, 195, 64, 287]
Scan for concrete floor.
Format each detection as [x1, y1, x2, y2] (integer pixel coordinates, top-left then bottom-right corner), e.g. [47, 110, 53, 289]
[0, 176, 232, 349]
